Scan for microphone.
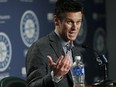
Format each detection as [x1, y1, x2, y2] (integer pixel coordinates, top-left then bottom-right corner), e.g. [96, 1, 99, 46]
[81, 44, 114, 85]
[81, 44, 108, 65]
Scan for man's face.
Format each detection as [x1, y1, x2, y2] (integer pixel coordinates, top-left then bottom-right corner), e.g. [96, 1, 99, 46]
[55, 12, 82, 42]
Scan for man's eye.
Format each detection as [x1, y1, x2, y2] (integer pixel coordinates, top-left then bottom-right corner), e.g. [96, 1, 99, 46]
[77, 20, 82, 24]
[67, 21, 72, 25]
[76, 21, 81, 25]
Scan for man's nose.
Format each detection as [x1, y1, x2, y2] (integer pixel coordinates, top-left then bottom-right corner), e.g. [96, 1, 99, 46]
[72, 23, 77, 29]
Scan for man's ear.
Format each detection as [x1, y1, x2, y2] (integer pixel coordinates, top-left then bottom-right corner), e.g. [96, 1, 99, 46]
[54, 15, 59, 26]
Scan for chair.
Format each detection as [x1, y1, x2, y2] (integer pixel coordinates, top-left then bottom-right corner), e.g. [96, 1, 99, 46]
[0, 76, 27, 87]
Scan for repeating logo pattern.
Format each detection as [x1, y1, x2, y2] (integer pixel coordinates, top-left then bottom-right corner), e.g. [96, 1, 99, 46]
[20, 10, 39, 47]
[0, 32, 12, 72]
[93, 28, 106, 54]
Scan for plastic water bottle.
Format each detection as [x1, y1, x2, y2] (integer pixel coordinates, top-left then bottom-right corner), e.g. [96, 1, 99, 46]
[71, 56, 85, 87]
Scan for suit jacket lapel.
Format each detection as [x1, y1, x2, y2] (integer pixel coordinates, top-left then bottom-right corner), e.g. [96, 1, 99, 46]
[48, 31, 65, 58]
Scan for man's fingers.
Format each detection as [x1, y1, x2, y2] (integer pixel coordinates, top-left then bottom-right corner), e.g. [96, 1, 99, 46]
[47, 55, 53, 65]
[47, 55, 55, 66]
[60, 55, 71, 70]
[56, 55, 63, 65]
[47, 55, 56, 68]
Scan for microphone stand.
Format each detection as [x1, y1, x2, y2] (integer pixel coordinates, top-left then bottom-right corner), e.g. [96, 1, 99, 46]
[104, 63, 108, 81]
[97, 54, 108, 80]
[81, 45, 114, 85]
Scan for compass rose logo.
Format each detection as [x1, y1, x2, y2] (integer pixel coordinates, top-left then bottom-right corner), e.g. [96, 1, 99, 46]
[0, 32, 12, 72]
[20, 10, 39, 47]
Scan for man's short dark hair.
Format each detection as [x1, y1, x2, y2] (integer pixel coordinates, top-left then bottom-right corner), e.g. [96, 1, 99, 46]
[54, 0, 83, 20]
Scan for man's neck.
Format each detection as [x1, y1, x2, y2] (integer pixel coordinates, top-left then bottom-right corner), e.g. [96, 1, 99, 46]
[54, 29, 74, 47]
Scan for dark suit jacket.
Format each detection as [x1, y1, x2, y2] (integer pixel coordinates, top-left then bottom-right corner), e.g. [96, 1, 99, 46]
[26, 31, 81, 87]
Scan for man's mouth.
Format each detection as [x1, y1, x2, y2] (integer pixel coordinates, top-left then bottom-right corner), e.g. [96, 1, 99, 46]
[69, 31, 76, 35]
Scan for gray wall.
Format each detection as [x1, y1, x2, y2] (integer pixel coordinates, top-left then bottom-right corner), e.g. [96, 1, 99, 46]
[106, 0, 116, 80]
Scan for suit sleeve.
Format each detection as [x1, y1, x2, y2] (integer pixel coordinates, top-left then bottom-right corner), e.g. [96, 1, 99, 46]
[26, 42, 55, 87]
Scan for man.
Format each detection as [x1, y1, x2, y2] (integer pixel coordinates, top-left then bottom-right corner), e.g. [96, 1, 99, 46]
[26, 0, 83, 87]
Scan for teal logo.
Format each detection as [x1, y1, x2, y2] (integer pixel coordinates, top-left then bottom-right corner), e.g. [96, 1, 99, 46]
[20, 10, 39, 47]
[0, 32, 12, 72]
[93, 28, 106, 53]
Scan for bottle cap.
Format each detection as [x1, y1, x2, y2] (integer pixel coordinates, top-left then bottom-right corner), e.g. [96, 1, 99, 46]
[75, 56, 81, 61]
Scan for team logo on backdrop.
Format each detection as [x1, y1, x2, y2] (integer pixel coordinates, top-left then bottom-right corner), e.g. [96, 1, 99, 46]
[93, 28, 106, 53]
[75, 16, 87, 45]
[20, 10, 39, 47]
[0, 32, 12, 72]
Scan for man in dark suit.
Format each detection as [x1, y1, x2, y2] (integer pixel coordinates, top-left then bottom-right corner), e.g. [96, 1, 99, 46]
[26, 0, 83, 87]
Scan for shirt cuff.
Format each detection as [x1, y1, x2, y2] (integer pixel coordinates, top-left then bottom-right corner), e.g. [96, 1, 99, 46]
[51, 71, 63, 83]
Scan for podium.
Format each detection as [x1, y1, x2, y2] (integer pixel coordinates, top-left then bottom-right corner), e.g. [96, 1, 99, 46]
[86, 80, 116, 87]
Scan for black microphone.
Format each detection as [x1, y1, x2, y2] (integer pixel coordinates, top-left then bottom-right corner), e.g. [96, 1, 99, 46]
[81, 44, 108, 66]
[81, 45, 109, 84]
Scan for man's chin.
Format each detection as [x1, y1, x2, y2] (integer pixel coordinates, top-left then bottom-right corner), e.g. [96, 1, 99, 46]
[69, 38, 76, 41]
[69, 37, 76, 41]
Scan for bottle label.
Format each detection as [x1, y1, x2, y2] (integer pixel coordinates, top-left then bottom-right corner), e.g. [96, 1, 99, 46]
[72, 67, 84, 76]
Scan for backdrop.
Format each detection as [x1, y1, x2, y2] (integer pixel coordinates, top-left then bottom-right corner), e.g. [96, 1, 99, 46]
[0, 0, 107, 85]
